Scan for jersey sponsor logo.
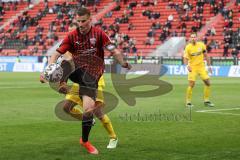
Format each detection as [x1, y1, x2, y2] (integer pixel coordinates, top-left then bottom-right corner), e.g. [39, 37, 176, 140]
[76, 48, 97, 54]
[90, 37, 96, 46]
[191, 52, 202, 56]
[75, 41, 88, 47]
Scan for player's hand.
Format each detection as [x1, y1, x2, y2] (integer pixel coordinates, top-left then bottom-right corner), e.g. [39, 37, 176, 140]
[40, 73, 47, 83]
[58, 82, 69, 94]
[208, 66, 213, 74]
[122, 62, 132, 70]
[187, 65, 192, 72]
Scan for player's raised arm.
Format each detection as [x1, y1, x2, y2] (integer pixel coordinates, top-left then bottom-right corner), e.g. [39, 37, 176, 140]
[100, 26, 131, 70]
[111, 48, 132, 70]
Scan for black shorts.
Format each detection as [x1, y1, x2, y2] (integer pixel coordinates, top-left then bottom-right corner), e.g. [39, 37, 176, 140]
[68, 68, 98, 100]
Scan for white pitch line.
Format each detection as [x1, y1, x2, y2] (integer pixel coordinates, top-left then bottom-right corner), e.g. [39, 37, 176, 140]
[196, 111, 240, 116]
[196, 108, 240, 116]
[196, 108, 240, 113]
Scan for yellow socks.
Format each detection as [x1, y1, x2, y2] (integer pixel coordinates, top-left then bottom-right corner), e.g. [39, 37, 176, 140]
[186, 86, 193, 104]
[70, 106, 83, 120]
[204, 85, 210, 102]
[100, 115, 117, 139]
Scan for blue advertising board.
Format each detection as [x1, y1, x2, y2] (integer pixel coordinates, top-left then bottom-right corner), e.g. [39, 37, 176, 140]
[165, 65, 240, 77]
[0, 56, 38, 63]
[0, 62, 44, 72]
[118, 64, 240, 77]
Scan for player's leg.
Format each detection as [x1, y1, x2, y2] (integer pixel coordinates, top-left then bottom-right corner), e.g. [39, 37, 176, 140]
[69, 69, 98, 154]
[65, 83, 83, 120]
[95, 87, 116, 139]
[72, 82, 118, 149]
[200, 69, 214, 107]
[186, 81, 195, 107]
[80, 69, 99, 154]
[186, 69, 197, 107]
[62, 99, 83, 120]
[94, 103, 117, 139]
[81, 95, 98, 154]
[202, 79, 214, 107]
[93, 103, 118, 149]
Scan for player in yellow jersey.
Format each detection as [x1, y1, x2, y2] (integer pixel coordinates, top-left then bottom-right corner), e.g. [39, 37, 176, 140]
[183, 33, 214, 108]
[63, 75, 118, 149]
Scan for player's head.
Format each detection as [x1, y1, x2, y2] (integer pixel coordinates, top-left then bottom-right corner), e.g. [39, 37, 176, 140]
[68, 22, 78, 32]
[190, 32, 197, 44]
[76, 7, 92, 34]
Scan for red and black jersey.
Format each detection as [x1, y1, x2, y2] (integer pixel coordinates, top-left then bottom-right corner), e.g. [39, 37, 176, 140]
[57, 26, 111, 79]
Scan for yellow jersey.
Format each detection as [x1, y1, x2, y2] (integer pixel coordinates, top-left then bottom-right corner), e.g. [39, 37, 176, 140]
[184, 41, 206, 66]
[97, 76, 105, 87]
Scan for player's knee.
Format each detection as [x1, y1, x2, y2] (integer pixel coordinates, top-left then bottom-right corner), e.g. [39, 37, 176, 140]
[84, 103, 96, 113]
[63, 105, 71, 113]
[95, 114, 104, 120]
[63, 101, 74, 113]
[189, 82, 195, 88]
[93, 108, 104, 120]
[204, 79, 211, 86]
[82, 98, 96, 113]
[205, 82, 211, 86]
[84, 107, 94, 113]
[83, 110, 94, 117]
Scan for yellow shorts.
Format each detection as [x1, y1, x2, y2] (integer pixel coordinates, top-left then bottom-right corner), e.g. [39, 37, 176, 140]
[65, 83, 104, 107]
[188, 65, 210, 81]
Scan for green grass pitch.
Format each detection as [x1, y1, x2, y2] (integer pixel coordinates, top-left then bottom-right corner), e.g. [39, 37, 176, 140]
[0, 72, 240, 160]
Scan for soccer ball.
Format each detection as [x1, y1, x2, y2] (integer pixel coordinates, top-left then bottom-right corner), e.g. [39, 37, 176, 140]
[44, 63, 63, 82]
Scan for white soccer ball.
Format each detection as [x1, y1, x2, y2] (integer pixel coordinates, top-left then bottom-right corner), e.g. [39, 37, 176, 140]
[44, 63, 63, 82]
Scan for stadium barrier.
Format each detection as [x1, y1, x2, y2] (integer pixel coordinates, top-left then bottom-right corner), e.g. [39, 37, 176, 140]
[0, 56, 240, 77]
[1, 62, 240, 77]
[0, 56, 238, 65]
